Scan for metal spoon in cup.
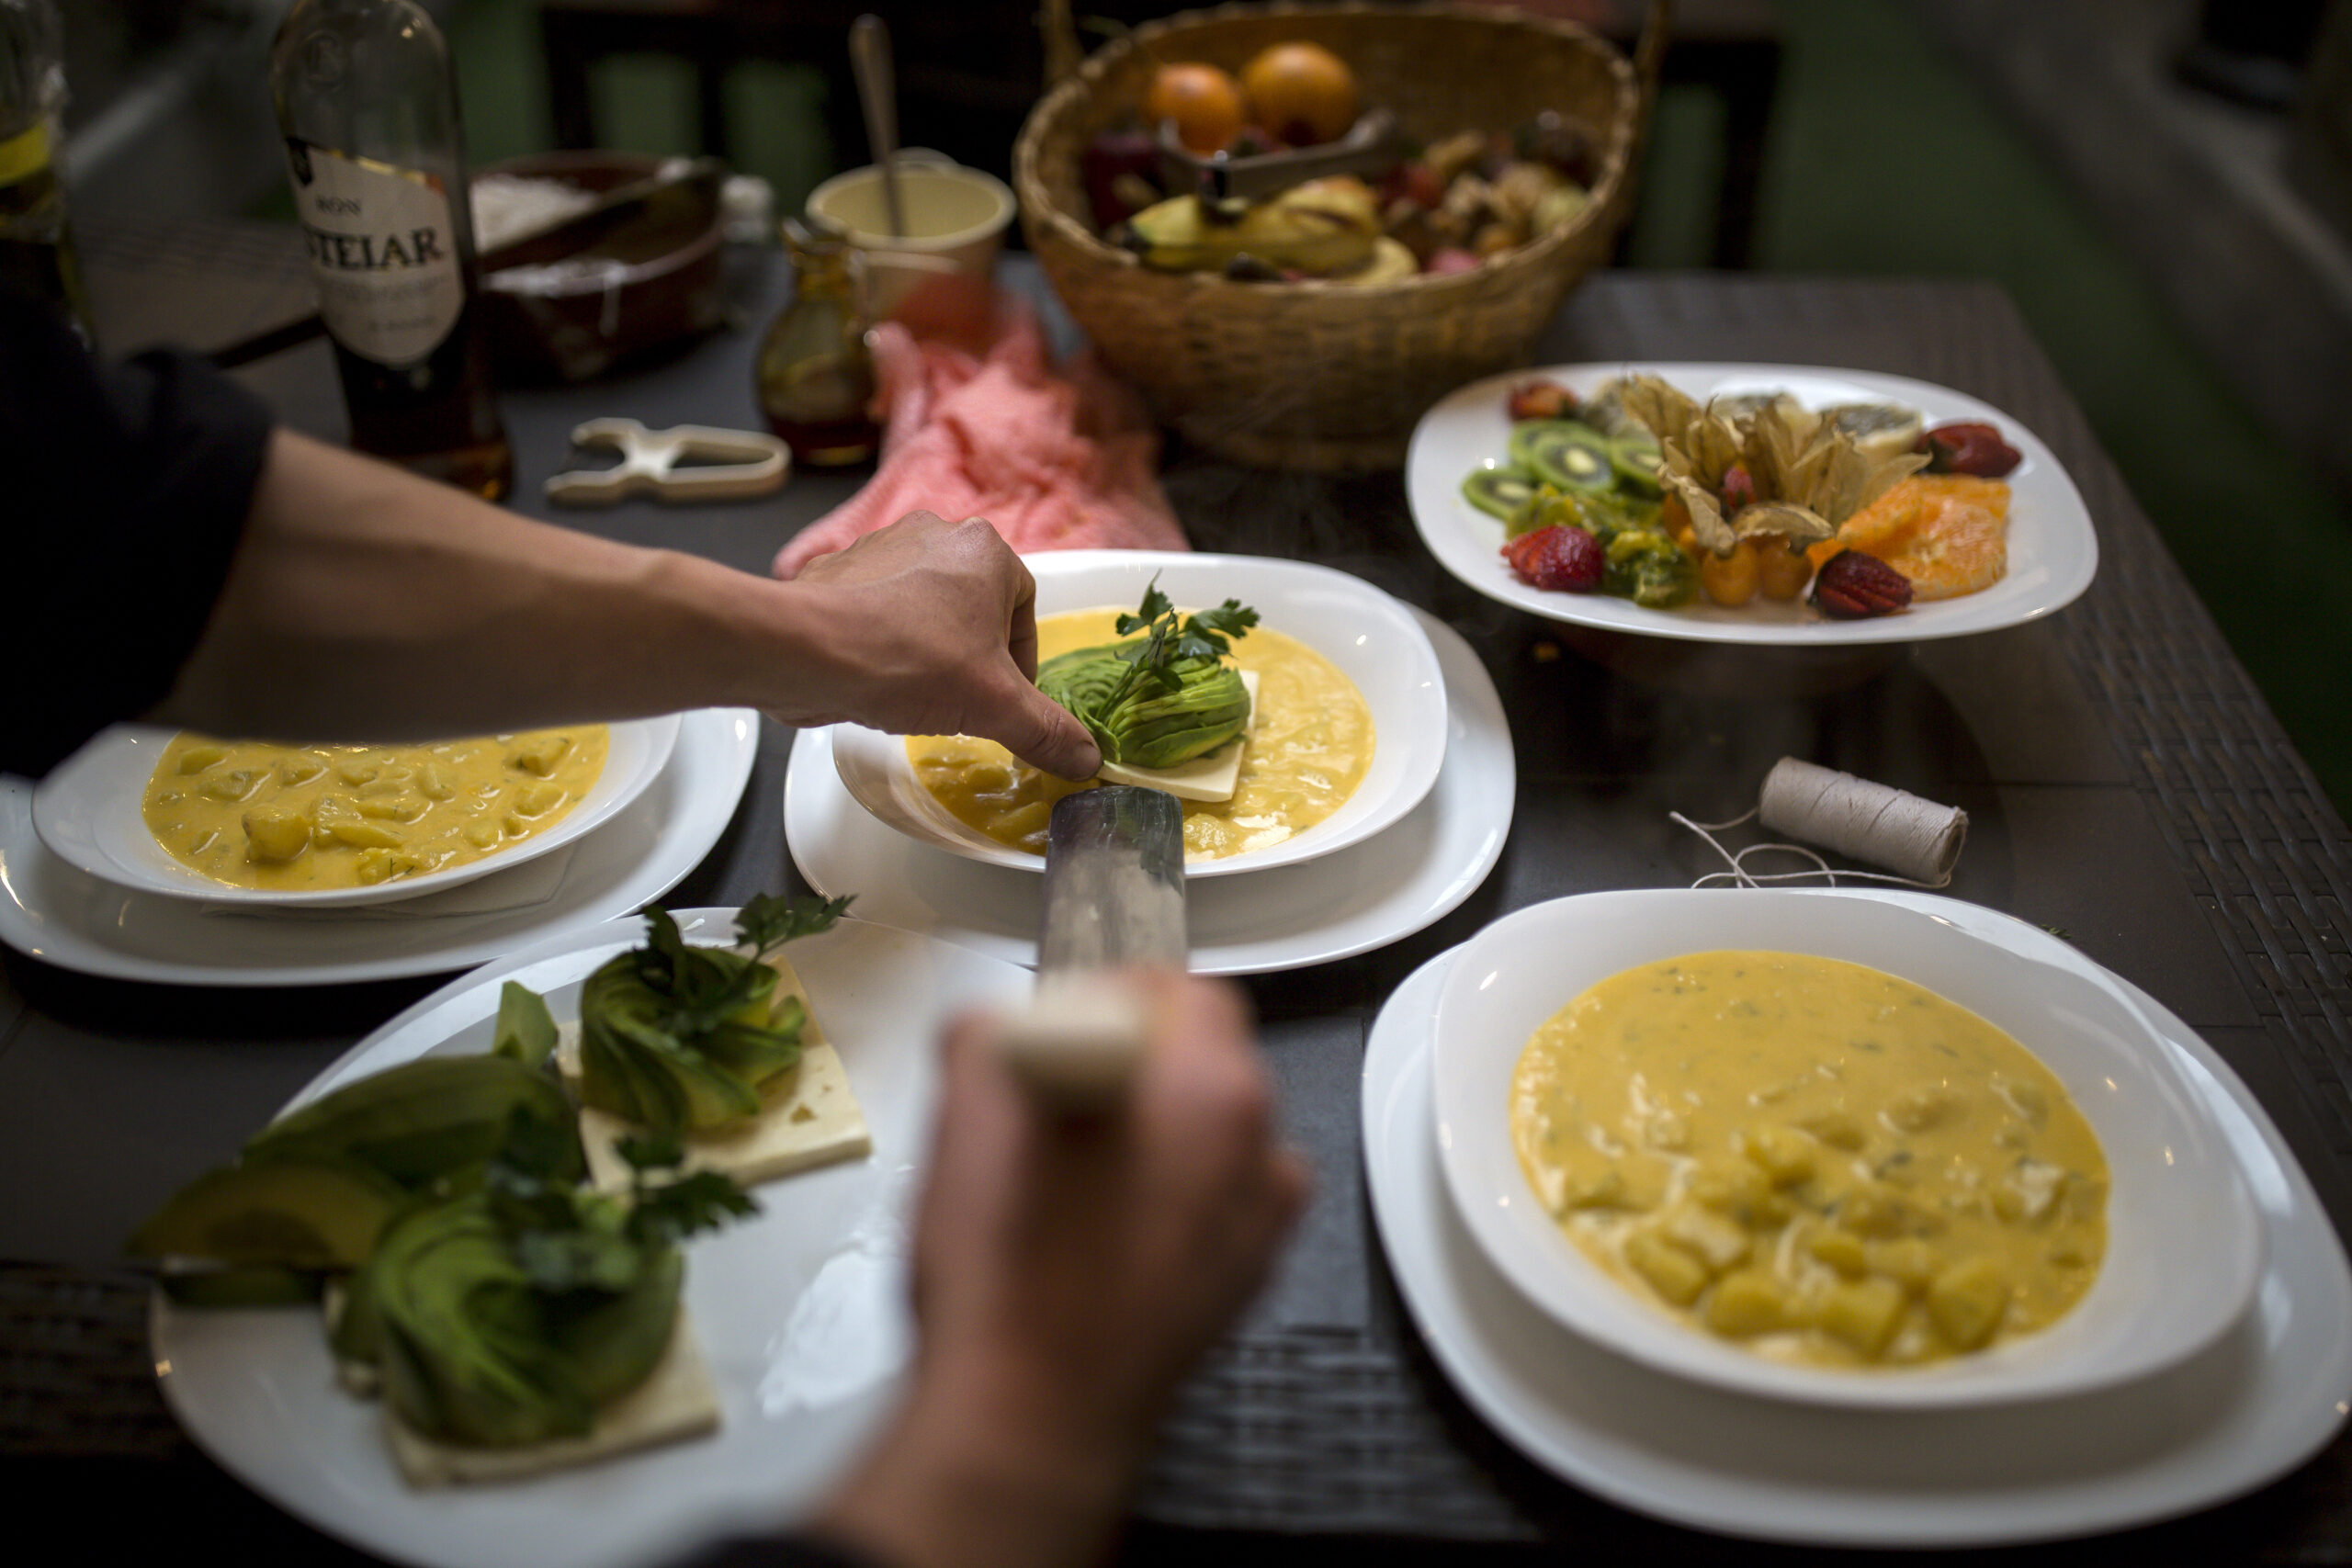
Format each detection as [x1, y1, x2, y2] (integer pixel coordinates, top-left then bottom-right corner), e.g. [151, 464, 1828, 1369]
[849, 14, 907, 238]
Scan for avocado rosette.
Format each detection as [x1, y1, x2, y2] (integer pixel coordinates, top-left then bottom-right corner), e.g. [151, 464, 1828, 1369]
[1037, 641, 1253, 769]
[368, 1190, 682, 1447]
[1035, 580, 1260, 771]
[576, 898, 847, 1138]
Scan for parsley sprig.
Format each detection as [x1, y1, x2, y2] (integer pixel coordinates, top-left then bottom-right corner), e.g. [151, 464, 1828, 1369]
[1100, 577, 1259, 711]
[486, 1115, 759, 1294]
[626, 894, 852, 1041]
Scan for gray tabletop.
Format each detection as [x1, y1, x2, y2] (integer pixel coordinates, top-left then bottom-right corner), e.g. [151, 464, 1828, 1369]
[9, 225, 2352, 1563]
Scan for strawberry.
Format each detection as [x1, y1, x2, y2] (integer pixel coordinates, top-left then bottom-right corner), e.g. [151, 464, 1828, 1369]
[1501, 525, 1603, 592]
[1506, 378, 1576, 422]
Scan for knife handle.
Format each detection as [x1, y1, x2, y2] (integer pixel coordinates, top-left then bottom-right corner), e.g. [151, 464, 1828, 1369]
[993, 973, 1150, 1111]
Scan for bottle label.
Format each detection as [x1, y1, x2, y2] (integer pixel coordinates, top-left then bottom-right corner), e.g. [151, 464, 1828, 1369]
[285, 138, 464, 367]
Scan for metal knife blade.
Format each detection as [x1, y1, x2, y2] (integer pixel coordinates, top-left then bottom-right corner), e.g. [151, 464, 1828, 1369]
[995, 785, 1187, 1109]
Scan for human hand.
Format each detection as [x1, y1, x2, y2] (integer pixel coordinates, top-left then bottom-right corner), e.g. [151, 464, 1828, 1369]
[810, 975, 1307, 1568]
[775, 511, 1101, 779]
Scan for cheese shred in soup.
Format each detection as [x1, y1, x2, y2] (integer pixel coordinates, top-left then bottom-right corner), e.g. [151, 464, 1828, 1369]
[906, 608, 1374, 862]
[141, 728, 608, 892]
[1510, 951, 2108, 1369]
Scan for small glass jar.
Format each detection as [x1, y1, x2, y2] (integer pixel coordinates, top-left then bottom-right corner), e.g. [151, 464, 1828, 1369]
[753, 217, 878, 467]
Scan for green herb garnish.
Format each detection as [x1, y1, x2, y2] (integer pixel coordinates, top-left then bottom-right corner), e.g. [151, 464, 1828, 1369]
[575, 895, 851, 1138]
[1036, 577, 1260, 769]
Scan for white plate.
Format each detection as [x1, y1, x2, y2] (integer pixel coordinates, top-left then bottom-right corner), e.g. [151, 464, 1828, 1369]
[0, 709, 755, 986]
[789, 607, 1510, 976]
[831, 550, 1448, 876]
[32, 715, 681, 908]
[1405, 363, 2098, 645]
[152, 910, 1034, 1568]
[1430, 890, 2261, 1409]
[1365, 897, 2352, 1547]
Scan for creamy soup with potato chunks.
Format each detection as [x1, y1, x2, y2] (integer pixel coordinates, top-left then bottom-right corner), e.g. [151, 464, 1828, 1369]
[906, 608, 1374, 862]
[1510, 951, 2108, 1369]
[141, 728, 607, 892]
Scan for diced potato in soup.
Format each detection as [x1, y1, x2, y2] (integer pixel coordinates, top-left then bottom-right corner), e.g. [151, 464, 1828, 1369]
[1509, 951, 2109, 1370]
[905, 608, 1374, 863]
[141, 728, 607, 891]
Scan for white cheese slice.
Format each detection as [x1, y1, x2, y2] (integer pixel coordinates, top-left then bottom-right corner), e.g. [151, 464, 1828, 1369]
[382, 1314, 721, 1487]
[1093, 668, 1259, 803]
[556, 953, 872, 1191]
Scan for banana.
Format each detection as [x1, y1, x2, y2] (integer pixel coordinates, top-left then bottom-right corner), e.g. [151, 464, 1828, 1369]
[1324, 235, 1420, 287]
[1125, 176, 1380, 276]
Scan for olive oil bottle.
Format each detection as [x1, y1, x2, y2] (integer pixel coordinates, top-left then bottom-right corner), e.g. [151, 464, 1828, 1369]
[269, 0, 512, 500]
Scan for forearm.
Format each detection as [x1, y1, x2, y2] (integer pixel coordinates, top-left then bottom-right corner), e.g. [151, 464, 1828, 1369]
[157, 429, 808, 739]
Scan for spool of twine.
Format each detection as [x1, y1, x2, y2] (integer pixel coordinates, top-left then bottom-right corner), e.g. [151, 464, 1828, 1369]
[1757, 758, 1967, 885]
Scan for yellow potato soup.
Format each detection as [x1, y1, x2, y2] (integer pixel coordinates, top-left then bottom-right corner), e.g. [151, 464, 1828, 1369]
[141, 728, 609, 892]
[1510, 951, 2108, 1369]
[906, 608, 1374, 862]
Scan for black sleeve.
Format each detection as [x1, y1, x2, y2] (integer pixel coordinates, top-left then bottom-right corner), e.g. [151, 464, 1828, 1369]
[1, 287, 275, 780]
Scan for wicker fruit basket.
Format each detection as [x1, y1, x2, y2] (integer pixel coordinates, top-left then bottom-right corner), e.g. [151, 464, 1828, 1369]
[1015, 1, 1666, 471]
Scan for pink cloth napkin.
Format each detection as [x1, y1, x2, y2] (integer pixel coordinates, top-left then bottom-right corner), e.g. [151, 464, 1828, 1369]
[770, 299, 1189, 580]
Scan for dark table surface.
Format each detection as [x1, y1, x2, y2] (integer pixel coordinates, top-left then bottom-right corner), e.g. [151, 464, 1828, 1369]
[10, 223, 2352, 1565]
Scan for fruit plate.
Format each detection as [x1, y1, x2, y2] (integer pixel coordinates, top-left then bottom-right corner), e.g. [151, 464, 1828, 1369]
[1405, 363, 2098, 647]
[150, 909, 1034, 1568]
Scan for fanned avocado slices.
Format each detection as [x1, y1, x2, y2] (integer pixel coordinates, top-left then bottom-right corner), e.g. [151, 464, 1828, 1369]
[1037, 642, 1252, 770]
[575, 898, 848, 1139]
[369, 1190, 683, 1447]
[1035, 579, 1260, 771]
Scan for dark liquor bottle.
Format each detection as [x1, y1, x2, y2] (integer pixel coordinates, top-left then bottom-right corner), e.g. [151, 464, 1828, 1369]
[269, 0, 512, 500]
[0, 0, 94, 344]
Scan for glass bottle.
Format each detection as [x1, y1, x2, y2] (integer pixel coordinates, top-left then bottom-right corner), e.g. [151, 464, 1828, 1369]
[269, 0, 513, 501]
[0, 0, 94, 345]
[754, 218, 878, 467]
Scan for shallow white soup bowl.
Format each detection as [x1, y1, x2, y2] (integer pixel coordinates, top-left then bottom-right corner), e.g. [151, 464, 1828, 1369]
[831, 550, 1449, 877]
[32, 714, 680, 909]
[1430, 887, 2262, 1409]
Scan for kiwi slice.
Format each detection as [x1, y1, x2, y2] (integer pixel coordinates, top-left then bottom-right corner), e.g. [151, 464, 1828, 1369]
[1510, 420, 1616, 493]
[1608, 429, 1663, 495]
[1462, 464, 1544, 521]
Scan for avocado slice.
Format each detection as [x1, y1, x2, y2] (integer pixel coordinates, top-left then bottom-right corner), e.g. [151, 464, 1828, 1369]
[158, 1264, 327, 1308]
[492, 982, 560, 1068]
[1509, 420, 1617, 493]
[372, 1197, 595, 1446]
[245, 1055, 582, 1190]
[128, 1156, 405, 1269]
[369, 1192, 683, 1448]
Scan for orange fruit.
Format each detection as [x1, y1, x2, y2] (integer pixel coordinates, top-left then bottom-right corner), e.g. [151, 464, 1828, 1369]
[1240, 40, 1359, 146]
[1808, 475, 2011, 599]
[1146, 62, 1247, 155]
[1875, 493, 2009, 600]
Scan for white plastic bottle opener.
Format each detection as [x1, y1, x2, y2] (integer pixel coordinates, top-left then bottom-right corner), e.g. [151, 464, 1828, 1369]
[544, 418, 790, 506]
